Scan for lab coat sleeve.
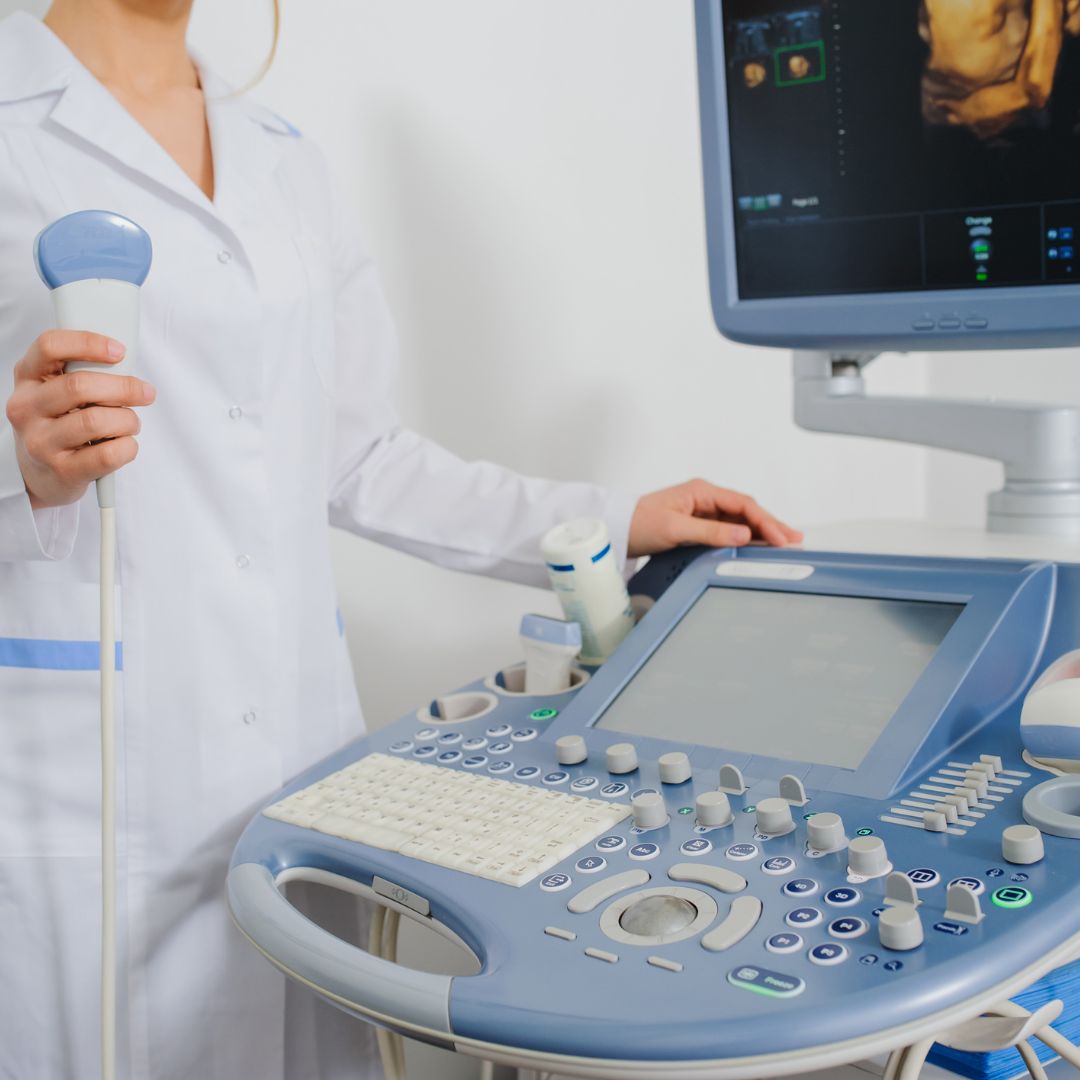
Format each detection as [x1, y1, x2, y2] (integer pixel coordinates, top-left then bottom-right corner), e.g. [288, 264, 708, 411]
[0, 419, 79, 561]
[325, 221, 638, 589]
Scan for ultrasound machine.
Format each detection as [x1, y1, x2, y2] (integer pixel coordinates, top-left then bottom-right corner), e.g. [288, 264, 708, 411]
[229, 3, 1080, 1077]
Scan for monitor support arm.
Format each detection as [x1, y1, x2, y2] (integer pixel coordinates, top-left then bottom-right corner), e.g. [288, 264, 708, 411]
[793, 351, 1080, 538]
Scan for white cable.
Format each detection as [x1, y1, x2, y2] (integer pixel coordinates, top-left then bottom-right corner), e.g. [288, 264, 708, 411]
[479, 1061, 494, 1080]
[382, 910, 405, 1079]
[989, 1000, 1080, 1068]
[896, 1039, 934, 1080]
[99, 502, 117, 1080]
[1017, 1039, 1049, 1080]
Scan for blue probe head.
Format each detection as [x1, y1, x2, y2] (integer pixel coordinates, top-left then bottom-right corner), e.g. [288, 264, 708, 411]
[34, 210, 152, 290]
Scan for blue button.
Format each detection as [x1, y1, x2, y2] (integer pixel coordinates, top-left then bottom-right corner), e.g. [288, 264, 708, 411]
[415, 727, 438, 741]
[543, 771, 570, 786]
[600, 782, 630, 797]
[515, 766, 540, 779]
[906, 868, 940, 888]
[1062, 227, 1075, 240]
[540, 873, 572, 892]
[883, 960, 904, 972]
[488, 742, 513, 755]
[486, 723, 512, 738]
[783, 878, 818, 898]
[488, 760, 513, 774]
[462, 755, 488, 769]
[413, 745, 437, 758]
[571, 776, 599, 792]
[680, 838, 713, 856]
[727, 965, 805, 999]
[596, 835, 626, 852]
[824, 887, 860, 907]
[765, 932, 802, 955]
[437, 750, 462, 763]
[576, 856, 607, 873]
[511, 728, 538, 742]
[786, 907, 822, 928]
[934, 921, 970, 937]
[808, 943, 848, 966]
[629, 843, 660, 861]
[389, 740, 413, 753]
[726, 843, 759, 861]
[762, 856, 796, 875]
[828, 917, 868, 939]
[462, 736, 487, 751]
[949, 877, 985, 896]
[859, 953, 879, 966]
[437, 732, 463, 745]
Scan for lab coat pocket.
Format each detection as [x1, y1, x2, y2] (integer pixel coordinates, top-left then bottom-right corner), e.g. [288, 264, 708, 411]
[0, 580, 116, 857]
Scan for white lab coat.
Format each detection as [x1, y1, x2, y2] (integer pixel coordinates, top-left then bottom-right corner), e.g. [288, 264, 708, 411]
[0, 13, 636, 1080]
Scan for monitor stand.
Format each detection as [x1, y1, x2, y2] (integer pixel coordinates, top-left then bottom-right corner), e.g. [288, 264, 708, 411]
[793, 352, 1080, 540]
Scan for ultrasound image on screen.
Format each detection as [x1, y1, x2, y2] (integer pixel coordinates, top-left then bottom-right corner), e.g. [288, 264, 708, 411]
[723, 0, 1080, 298]
[595, 588, 963, 771]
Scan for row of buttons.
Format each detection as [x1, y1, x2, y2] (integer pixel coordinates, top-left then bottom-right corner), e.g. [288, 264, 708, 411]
[912, 316, 988, 332]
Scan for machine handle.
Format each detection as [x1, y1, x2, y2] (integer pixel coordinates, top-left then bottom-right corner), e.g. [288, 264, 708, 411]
[227, 862, 453, 1035]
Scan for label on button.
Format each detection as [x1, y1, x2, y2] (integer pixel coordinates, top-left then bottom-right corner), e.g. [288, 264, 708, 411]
[824, 887, 860, 907]
[809, 943, 848, 966]
[906, 868, 940, 889]
[462, 755, 488, 768]
[786, 907, 822, 928]
[575, 856, 606, 874]
[543, 771, 569, 785]
[596, 835, 626, 852]
[765, 933, 803, 955]
[600, 782, 630, 798]
[934, 921, 970, 937]
[725, 843, 758, 861]
[992, 886, 1033, 909]
[571, 776, 599, 792]
[437, 750, 462, 763]
[488, 760, 514, 774]
[629, 843, 660, 861]
[680, 838, 713, 857]
[515, 766, 540, 780]
[727, 965, 805, 999]
[783, 878, 818, 897]
[540, 873, 572, 892]
[762, 856, 795, 876]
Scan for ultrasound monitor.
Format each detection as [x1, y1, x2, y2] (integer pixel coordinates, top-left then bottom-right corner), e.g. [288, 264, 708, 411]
[695, 0, 1080, 349]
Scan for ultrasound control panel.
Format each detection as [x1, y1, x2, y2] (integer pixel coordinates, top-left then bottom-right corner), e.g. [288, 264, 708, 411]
[228, 547, 1080, 1076]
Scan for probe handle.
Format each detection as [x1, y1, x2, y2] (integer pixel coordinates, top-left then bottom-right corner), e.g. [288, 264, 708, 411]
[228, 863, 455, 1035]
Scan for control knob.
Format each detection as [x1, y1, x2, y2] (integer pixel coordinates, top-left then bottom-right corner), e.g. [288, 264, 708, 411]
[632, 791, 668, 830]
[879, 904, 924, 951]
[555, 735, 588, 766]
[695, 790, 733, 828]
[658, 752, 692, 785]
[1002, 824, 1044, 865]
[606, 742, 639, 775]
[806, 812, 846, 853]
[847, 835, 890, 878]
[755, 797, 794, 836]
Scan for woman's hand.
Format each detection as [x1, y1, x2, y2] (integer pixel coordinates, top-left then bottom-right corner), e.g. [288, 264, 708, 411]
[6, 331, 156, 509]
[628, 479, 802, 557]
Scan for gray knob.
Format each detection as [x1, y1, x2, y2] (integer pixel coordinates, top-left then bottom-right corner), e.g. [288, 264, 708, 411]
[632, 791, 668, 830]
[847, 835, 890, 878]
[1002, 824, 1045, 865]
[658, 752, 692, 785]
[695, 790, 733, 827]
[606, 742, 639, 775]
[555, 734, 588, 766]
[806, 812, 846, 853]
[755, 797, 793, 836]
[620, 894, 697, 937]
[879, 904, 924, 951]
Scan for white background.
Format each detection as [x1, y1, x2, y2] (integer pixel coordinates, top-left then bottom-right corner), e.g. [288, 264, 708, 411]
[5, 2, 1080, 1077]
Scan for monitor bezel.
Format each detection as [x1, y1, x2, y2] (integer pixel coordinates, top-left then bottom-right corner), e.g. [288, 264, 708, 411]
[695, 0, 1080, 351]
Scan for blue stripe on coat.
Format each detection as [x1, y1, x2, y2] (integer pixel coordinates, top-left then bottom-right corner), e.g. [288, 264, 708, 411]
[0, 638, 123, 671]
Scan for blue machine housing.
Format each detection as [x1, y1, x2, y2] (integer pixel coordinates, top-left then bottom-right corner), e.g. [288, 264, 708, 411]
[230, 546, 1080, 1067]
[694, 0, 1080, 351]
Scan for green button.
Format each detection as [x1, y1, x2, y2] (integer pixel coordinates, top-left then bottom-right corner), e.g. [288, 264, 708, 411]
[742, 805, 757, 814]
[803, 812, 818, 821]
[992, 887, 1033, 910]
[678, 806, 694, 815]
[856, 828, 874, 837]
[529, 708, 558, 721]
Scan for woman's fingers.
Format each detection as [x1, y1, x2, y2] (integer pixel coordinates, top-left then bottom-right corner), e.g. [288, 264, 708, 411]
[43, 404, 142, 454]
[14, 330, 126, 382]
[691, 482, 803, 545]
[60, 436, 140, 485]
[35, 369, 155, 417]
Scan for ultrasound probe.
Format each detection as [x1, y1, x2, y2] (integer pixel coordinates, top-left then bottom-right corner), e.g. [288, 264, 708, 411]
[35, 210, 153, 1080]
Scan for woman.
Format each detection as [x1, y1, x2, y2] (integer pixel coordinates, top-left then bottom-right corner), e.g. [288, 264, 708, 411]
[0, 2, 801, 1078]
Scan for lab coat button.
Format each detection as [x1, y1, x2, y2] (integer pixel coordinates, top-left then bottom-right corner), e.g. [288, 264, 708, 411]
[228, 405, 243, 420]
[236, 554, 252, 570]
[217, 249, 233, 264]
[242, 710, 257, 725]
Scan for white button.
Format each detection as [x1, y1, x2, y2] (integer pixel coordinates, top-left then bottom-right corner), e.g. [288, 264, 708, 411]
[242, 710, 257, 725]
[217, 249, 232, 264]
[228, 405, 243, 420]
[236, 554, 251, 570]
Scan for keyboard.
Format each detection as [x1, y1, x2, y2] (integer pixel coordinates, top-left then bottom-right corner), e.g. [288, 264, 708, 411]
[262, 753, 632, 887]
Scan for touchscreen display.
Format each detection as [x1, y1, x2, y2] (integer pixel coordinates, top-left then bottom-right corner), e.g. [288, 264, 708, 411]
[595, 587, 963, 770]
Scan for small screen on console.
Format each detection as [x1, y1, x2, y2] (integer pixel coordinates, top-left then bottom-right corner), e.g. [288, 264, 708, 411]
[595, 587, 963, 770]
[724, 0, 1080, 298]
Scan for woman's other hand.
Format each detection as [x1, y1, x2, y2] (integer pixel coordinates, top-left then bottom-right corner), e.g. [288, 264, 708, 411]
[6, 331, 155, 509]
[629, 479, 803, 557]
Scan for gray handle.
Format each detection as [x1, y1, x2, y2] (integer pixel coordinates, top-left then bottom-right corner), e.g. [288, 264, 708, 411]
[228, 862, 453, 1034]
